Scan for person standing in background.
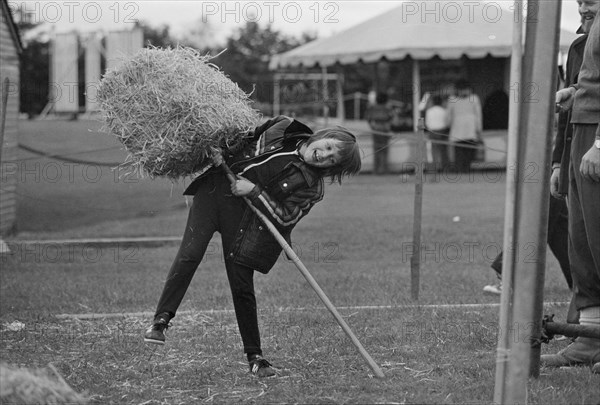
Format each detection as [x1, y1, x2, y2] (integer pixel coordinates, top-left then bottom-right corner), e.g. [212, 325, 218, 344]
[366, 92, 394, 174]
[425, 94, 450, 172]
[547, 3, 594, 325]
[542, 5, 600, 373]
[446, 80, 483, 173]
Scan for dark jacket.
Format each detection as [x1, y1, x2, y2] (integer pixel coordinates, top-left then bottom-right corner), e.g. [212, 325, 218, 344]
[553, 30, 588, 195]
[184, 116, 324, 273]
[571, 12, 600, 128]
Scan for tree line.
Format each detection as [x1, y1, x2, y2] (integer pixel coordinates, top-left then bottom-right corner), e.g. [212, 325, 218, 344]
[14, 9, 316, 117]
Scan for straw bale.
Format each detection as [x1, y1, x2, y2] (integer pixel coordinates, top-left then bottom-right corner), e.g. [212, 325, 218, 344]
[0, 363, 89, 404]
[98, 47, 261, 179]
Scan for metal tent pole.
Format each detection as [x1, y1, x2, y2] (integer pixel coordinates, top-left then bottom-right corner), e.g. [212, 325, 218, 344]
[493, 0, 523, 401]
[503, 1, 562, 403]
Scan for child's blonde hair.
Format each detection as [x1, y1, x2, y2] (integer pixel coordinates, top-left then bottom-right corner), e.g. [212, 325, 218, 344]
[309, 127, 361, 184]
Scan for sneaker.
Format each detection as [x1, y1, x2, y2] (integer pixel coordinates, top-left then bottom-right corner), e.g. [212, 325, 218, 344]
[248, 355, 276, 378]
[592, 362, 600, 374]
[144, 317, 170, 345]
[540, 337, 600, 367]
[483, 283, 502, 295]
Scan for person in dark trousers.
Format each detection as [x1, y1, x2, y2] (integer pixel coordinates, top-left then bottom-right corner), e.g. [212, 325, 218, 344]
[446, 79, 483, 173]
[548, 12, 591, 325]
[144, 116, 361, 377]
[551, 26, 589, 199]
[542, 4, 600, 373]
[484, 11, 590, 327]
[483, 193, 572, 295]
[365, 92, 393, 174]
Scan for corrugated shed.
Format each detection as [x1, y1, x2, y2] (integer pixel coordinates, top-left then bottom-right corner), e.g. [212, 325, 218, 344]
[51, 32, 79, 113]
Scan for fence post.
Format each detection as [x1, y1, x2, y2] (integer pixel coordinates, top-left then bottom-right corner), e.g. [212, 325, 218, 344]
[493, 0, 523, 401]
[410, 118, 426, 300]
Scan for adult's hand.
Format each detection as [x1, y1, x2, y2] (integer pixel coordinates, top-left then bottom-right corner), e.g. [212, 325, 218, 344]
[555, 87, 576, 112]
[550, 168, 564, 199]
[580, 145, 600, 182]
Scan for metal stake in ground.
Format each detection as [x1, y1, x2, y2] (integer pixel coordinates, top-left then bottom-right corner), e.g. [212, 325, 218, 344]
[410, 118, 426, 300]
[0, 78, 11, 255]
[219, 161, 385, 379]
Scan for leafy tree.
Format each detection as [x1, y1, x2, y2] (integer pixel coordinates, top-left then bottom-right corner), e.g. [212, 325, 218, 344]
[137, 21, 178, 48]
[208, 22, 315, 107]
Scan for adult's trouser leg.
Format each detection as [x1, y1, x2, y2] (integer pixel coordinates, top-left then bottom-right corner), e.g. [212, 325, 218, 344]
[548, 192, 579, 323]
[547, 195, 572, 289]
[429, 131, 449, 172]
[464, 140, 476, 172]
[452, 143, 462, 172]
[373, 134, 389, 174]
[437, 142, 449, 170]
[568, 124, 600, 311]
[454, 141, 474, 173]
[491, 250, 503, 278]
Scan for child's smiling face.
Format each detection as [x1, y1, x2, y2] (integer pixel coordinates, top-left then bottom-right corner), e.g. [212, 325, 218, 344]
[300, 138, 343, 168]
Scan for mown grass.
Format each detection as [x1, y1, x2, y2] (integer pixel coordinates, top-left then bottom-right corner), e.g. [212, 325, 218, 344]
[14, 118, 185, 235]
[1, 119, 598, 404]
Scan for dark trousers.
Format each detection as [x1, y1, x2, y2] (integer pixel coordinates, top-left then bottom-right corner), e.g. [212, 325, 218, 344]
[548, 196, 572, 288]
[568, 124, 600, 311]
[490, 196, 571, 287]
[372, 134, 390, 174]
[453, 140, 477, 172]
[154, 173, 262, 356]
[490, 194, 578, 323]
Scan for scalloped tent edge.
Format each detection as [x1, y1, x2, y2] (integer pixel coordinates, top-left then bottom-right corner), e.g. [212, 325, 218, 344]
[269, 4, 579, 69]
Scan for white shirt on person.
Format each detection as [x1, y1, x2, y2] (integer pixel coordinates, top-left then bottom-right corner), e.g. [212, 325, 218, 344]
[425, 105, 448, 131]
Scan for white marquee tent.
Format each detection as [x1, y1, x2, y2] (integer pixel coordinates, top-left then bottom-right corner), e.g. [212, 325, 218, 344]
[270, 2, 581, 128]
[270, 2, 579, 69]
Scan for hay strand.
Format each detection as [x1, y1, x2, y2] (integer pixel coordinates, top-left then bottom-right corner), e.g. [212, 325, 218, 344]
[98, 47, 261, 179]
[0, 363, 89, 404]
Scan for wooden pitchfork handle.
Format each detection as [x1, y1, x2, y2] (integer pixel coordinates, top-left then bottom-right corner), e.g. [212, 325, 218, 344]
[218, 161, 385, 378]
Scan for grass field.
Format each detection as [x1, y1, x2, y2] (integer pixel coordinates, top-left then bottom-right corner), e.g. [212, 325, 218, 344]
[13, 119, 186, 236]
[1, 119, 598, 404]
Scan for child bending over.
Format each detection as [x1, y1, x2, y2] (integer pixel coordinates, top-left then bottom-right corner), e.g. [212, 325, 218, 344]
[144, 115, 361, 377]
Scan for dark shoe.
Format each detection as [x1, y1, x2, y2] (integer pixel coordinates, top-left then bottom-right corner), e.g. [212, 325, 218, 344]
[248, 355, 276, 377]
[144, 317, 170, 345]
[541, 337, 600, 367]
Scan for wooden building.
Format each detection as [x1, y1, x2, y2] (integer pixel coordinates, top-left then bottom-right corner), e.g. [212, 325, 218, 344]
[0, 0, 23, 236]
